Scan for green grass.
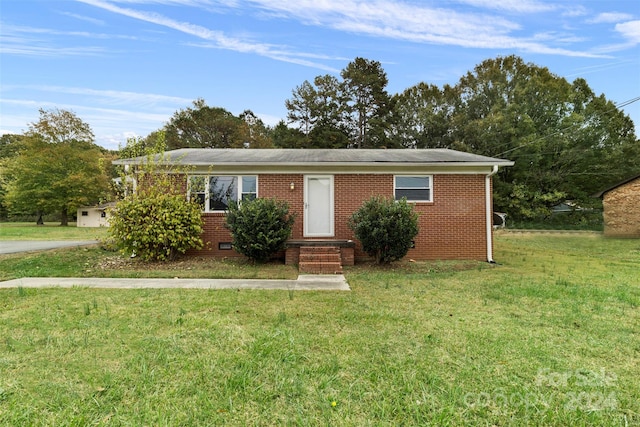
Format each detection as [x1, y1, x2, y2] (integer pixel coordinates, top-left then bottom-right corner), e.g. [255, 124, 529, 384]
[0, 234, 639, 425]
[0, 222, 110, 241]
[0, 246, 300, 281]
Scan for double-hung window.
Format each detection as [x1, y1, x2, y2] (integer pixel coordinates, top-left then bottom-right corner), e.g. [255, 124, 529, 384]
[240, 176, 257, 202]
[189, 175, 257, 212]
[189, 176, 207, 210]
[394, 176, 432, 202]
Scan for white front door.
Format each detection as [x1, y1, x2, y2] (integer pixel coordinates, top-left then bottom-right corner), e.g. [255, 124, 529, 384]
[304, 175, 334, 237]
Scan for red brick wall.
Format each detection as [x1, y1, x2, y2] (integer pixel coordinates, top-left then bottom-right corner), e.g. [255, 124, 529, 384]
[333, 174, 488, 261]
[261, 174, 305, 238]
[188, 212, 233, 257]
[189, 173, 490, 261]
[408, 174, 488, 260]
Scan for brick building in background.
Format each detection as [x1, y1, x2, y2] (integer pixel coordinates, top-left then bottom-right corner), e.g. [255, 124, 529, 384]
[594, 173, 640, 238]
[115, 149, 513, 270]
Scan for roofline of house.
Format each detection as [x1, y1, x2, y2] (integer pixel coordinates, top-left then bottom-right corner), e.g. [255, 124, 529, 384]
[592, 173, 640, 198]
[113, 159, 514, 168]
[112, 148, 514, 168]
[117, 164, 513, 177]
[77, 202, 117, 210]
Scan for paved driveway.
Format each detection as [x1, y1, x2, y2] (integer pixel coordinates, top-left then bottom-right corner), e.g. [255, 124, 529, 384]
[0, 240, 100, 255]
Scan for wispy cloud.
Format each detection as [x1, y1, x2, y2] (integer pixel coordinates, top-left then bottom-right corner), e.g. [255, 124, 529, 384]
[563, 58, 638, 78]
[74, 0, 612, 66]
[0, 82, 283, 147]
[4, 23, 141, 40]
[107, 0, 217, 5]
[0, 98, 175, 149]
[107, 0, 243, 14]
[0, 85, 194, 145]
[531, 31, 588, 47]
[588, 12, 634, 24]
[457, 0, 556, 14]
[0, 23, 140, 57]
[77, 0, 340, 71]
[0, 43, 104, 57]
[2, 98, 171, 122]
[6, 85, 194, 109]
[59, 11, 106, 25]
[247, 0, 605, 57]
[616, 20, 640, 43]
[589, 20, 640, 54]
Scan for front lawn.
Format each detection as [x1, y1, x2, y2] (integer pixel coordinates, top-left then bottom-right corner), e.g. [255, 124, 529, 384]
[0, 222, 109, 241]
[0, 234, 638, 425]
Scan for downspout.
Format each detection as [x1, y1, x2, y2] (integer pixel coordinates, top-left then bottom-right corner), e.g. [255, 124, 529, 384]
[485, 165, 498, 263]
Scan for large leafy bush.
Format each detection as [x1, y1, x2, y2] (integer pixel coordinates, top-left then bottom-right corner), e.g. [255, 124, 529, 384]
[225, 198, 295, 263]
[348, 196, 419, 264]
[109, 173, 203, 261]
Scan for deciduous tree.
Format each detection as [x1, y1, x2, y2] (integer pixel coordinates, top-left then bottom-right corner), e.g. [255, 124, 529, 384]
[271, 121, 306, 148]
[165, 99, 246, 149]
[0, 134, 26, 219]
[239, 110, 274, 148]
[390, 83, 455, 149]
[4, 109, 111, 225]
[380, 55, 640, 221]
[120, 131, 166, 159]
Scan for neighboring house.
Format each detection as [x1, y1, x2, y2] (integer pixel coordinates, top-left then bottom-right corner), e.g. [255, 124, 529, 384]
[593, 173, 640, 238]
[77, 202, 115, 227]
[552, 201, 590, 213]
[114, 149, 513, 269]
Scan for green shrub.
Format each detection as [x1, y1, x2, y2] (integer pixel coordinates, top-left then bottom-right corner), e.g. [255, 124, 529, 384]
[509, 209, 603, 231]
[348, 196, 419, 264]
[108, 175, 203, 262]
[225, 198, 295, 263]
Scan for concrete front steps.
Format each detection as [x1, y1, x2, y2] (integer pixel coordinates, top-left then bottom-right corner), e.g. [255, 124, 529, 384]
[298, 246, 343, 274]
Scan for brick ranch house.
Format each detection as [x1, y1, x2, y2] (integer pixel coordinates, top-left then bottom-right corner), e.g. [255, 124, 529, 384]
[593, 173, 640, 238]
[114, 148, 513, 272]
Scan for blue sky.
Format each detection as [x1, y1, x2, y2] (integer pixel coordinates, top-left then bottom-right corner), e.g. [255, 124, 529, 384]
[1, 0, 639, 150]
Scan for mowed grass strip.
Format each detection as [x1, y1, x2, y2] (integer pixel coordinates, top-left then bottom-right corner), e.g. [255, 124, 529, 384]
[0, 222, 110, 241]
[0, 234, 638, 425]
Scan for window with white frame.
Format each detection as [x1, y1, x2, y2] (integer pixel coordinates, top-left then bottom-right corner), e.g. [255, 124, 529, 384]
[189, 176, 207, 210]
[240, 176, 257, 202]
[189, 175, 257, 211]
[394, 175, 432, 202]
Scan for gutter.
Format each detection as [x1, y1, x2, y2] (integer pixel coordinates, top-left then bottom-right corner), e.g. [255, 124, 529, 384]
[112, 159, 515, 168]
[485, 165, 499, 263]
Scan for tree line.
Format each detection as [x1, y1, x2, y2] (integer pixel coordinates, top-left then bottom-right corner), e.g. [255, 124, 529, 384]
[0, 110, 114, 225]
[1, 55, 638, 224]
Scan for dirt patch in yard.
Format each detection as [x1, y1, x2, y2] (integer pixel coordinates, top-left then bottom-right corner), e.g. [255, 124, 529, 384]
[97, 256, 251, 271]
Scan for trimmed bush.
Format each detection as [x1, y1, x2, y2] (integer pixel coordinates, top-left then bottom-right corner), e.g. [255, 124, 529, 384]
[225, 198, 295, 263]
[348, 196, 419, 264]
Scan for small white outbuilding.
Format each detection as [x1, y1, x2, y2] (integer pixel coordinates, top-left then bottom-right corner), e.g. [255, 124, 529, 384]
[77, 202, 115, 227]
